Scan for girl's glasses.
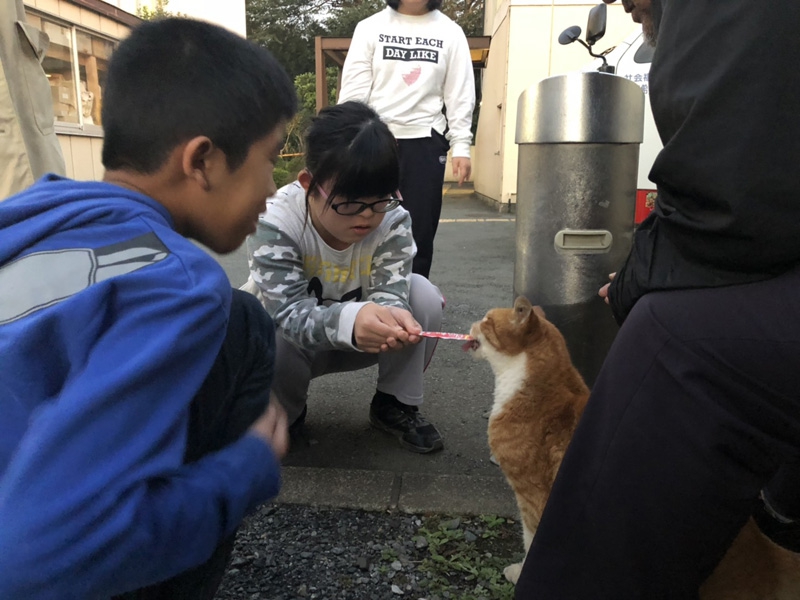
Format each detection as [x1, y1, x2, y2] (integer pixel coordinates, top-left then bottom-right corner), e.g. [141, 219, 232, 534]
[316, 185, 403, 216]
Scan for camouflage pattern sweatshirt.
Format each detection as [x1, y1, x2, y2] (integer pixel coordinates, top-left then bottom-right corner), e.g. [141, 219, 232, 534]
[245, 181, 416, 352]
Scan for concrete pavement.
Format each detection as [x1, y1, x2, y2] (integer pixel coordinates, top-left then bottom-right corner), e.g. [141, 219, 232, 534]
[213, 185, 520, 519]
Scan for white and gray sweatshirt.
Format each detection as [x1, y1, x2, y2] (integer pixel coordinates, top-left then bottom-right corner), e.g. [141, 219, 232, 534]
[339, 7, 476, 158]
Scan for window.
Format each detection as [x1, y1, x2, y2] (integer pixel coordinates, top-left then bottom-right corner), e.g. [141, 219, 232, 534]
[26, 10, 117, 132]
[76, 31, 115, 126]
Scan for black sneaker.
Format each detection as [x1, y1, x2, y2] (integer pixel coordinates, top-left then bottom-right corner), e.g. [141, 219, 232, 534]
[752, 492, 800, 553]
[369, 392, 443, 454]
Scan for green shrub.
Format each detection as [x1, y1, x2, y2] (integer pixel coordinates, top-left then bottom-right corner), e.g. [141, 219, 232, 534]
[272, 167, 291, 189]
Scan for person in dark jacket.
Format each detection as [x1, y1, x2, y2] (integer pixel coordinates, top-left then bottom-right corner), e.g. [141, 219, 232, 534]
[514, 1, 800, 598]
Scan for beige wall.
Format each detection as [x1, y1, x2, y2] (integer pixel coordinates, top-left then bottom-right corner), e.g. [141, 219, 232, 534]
[474, 0, 640, 206]
[57, 133, 104, 181]
[470, 11, 509, 203]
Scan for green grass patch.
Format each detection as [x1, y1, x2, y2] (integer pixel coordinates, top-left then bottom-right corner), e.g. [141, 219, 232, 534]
[381, 514, 524, 600]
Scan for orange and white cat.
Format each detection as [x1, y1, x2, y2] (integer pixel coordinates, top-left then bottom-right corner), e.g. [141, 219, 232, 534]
[468, 296, 800, 599]
[467, 296, 588, 584]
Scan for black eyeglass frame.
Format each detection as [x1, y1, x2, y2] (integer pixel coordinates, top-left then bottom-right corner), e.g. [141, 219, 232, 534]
[316, 184, 404, 216]
[330, 196, 403, 216]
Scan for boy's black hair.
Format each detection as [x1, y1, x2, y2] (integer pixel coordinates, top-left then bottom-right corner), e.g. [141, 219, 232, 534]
[386, 0, 442, 10]
[305, 101, 399, 207]
[101, 18, 297, 174]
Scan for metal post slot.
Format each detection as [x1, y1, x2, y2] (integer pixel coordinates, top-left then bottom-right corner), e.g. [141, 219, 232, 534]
[554, 229, 613, 253]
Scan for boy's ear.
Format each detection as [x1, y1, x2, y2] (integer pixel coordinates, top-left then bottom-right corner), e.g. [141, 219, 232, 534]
[297, 169, 312, 191]
[181, 136, 218, 191]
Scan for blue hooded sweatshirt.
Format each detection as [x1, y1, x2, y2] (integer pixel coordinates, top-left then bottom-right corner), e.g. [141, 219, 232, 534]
[0, 176, 280, 598]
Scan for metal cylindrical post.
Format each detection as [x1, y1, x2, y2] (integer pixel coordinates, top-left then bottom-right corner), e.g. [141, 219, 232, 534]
[514, 71, 644, 386]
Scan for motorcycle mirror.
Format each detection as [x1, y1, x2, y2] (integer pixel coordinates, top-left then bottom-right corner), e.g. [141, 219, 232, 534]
[586, 3, 607, 46]
[558, 25, 582, 46]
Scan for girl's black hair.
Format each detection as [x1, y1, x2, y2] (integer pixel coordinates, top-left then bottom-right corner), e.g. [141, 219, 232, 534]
[101, 18, 296, 174]
[386, 0, 442, 11]
[305, 102, 399, 208]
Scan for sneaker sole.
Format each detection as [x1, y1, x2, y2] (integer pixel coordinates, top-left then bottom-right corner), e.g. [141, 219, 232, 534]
[369, 415, 444, 454]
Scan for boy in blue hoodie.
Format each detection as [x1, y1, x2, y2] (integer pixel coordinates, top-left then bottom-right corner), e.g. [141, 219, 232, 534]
[0, 18, 296, 599]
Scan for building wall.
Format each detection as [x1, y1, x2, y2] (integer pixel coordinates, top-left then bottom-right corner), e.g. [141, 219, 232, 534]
[57, 132, 103, 180]
[470, 11, 509, 204]
[475, 0, 640, 207]
[28, 0, 131, 38]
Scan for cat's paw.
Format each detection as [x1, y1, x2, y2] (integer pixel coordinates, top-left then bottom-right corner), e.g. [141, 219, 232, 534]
[504, 562, 523, 584]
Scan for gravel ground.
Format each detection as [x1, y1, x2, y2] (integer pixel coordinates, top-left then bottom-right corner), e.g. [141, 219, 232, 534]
[213, 503, 523, 600]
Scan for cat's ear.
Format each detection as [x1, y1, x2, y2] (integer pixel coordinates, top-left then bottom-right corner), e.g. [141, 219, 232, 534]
[533, 305, 546, 319]
[513, 296, 533, 324]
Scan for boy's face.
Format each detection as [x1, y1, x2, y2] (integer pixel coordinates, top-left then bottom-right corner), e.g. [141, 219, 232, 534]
[193, 124, 286, 254]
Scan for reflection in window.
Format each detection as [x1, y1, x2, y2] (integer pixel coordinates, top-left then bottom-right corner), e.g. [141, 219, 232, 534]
[36, 15, 79, 124]
[25, 11, 117, 128]
[76, 31, 114, 126]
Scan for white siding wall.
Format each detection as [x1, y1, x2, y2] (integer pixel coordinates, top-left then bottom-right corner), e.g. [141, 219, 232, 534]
[475, 0, 640, 206]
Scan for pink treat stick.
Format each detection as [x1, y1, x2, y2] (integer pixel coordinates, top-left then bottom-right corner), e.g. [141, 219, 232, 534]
[419, 331, 474, 341]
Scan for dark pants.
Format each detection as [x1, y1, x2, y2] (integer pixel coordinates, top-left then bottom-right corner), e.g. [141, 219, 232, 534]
[516, 266, 800, 599]
[114, 289, 275, 600]
[397, 130, 449, 278]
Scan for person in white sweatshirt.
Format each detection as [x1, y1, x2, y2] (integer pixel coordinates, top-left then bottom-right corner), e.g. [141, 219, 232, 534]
[339, 0, 476, 279]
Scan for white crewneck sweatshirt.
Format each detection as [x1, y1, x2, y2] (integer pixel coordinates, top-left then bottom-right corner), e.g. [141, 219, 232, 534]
[339, 7, 476, 158]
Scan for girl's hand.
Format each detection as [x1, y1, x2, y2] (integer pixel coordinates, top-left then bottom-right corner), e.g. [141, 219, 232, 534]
[353, 303, 422, 353]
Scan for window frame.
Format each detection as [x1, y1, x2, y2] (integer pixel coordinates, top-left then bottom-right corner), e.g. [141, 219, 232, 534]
[26, 8, 119, 138]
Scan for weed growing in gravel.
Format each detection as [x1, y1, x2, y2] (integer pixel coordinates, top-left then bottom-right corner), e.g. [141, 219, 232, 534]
[215, 505, 525, 600]
[402, 514, 522, 600]
[381, 547, 400, 562]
